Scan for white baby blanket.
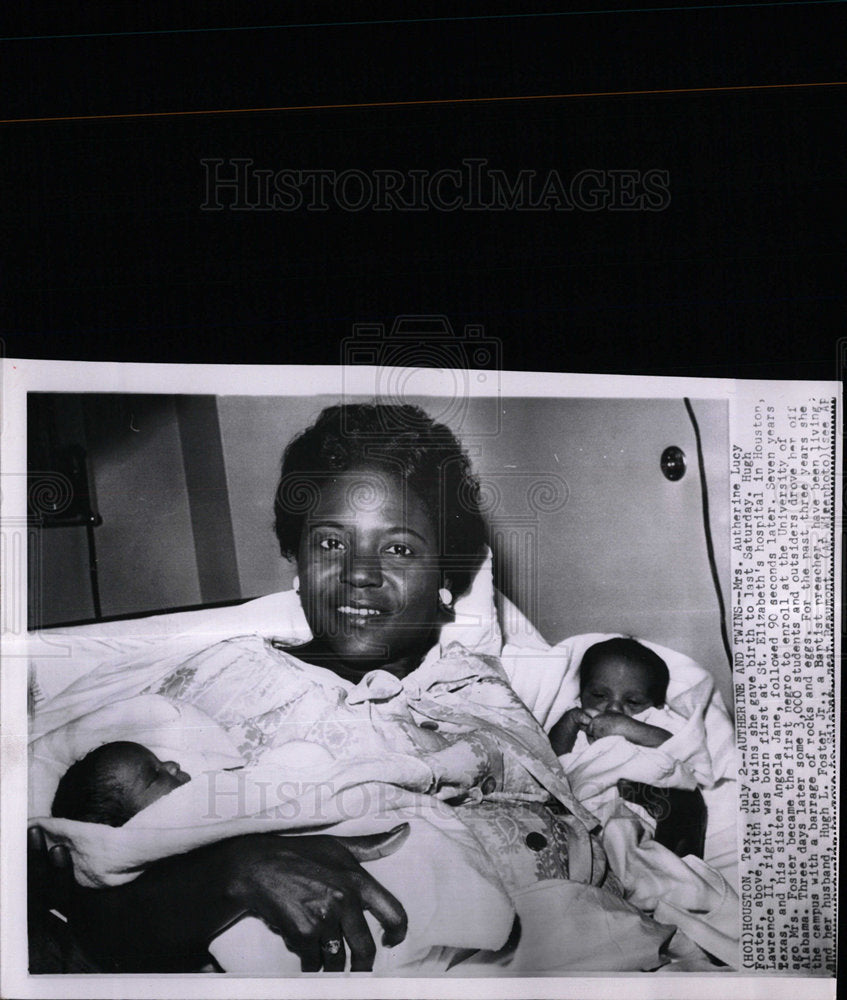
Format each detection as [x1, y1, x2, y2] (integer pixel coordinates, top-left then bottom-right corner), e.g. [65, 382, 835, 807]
[31, 705, 518, 958]
[28, 628, 738, 972]
[559, 678, 718, 825]
[554, 678, 739, 965]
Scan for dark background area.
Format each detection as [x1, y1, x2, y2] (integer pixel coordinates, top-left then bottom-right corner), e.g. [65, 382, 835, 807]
[2, 1, 845, 379]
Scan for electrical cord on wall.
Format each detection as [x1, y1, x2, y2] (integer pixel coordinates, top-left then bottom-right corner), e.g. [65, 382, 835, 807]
[684, 397, 734, 673]
[85, 517, 103, 620]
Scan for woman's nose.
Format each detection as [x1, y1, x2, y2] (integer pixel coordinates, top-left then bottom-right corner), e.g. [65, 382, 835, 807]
[341, 554, 383, 588]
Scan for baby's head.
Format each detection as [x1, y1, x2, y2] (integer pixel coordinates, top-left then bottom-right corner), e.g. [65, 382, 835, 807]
[578, 638, 669, 717]
[51, 741, 190, 827]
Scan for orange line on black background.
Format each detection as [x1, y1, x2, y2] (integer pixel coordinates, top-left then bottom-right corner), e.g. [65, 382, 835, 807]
[3, 80, 844, 126]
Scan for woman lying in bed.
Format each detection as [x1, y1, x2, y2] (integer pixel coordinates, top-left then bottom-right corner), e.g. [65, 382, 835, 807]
[32, 402, 736, 974]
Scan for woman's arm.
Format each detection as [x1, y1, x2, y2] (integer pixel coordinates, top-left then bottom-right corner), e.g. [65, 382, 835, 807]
[66, 836, 243, 971]
[57, 830, 408, 973]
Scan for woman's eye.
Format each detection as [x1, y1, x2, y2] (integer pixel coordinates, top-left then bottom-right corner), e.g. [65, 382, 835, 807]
[318, 537, 346, 551]
[385, 543, 413, 556]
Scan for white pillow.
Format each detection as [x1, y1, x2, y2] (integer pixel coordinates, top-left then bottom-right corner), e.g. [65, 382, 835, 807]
[29, 550, 510, 703]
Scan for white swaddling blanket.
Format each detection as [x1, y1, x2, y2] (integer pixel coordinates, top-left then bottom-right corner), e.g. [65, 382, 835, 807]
[30, 696, 517, 958]
[505, 633, 739, 883]
[29, 696, 675, 973]
[555, 678, 739, 965]
[559, 677, 718, 826]
[29, 629, 738, 971]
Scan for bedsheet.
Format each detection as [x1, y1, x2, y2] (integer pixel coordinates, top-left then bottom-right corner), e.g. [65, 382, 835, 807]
[30, 692, 673, 974]
[28, 610, 739, 972]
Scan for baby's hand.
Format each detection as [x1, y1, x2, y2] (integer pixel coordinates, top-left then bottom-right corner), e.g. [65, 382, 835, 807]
[564, 707, 593, 729]
[587, 713, 671, 747]
[586, 712, 636, 741]
[548, 707, 593, 755]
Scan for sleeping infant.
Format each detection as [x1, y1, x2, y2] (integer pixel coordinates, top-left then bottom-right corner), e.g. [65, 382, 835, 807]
[44, 729, 528, 974]
[39, 648, 735, 972]
[549, 637, 707, 858]
[51, 741, 193, 827]
[46, 701, 676, 975]
[543, 638, 739, 962]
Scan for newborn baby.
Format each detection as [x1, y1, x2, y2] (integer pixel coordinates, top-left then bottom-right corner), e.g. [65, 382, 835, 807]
[51, 742, 191, 826]
[549, 637, 673, 754]
[45, 735, 529, 975]
[549, 637, 707, 859]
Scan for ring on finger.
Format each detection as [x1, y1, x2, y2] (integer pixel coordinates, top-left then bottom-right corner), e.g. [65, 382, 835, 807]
[322, 938, 343, 956]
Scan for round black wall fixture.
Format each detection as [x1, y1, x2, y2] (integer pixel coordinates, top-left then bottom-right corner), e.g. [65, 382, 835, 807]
[661, 446, 686, 481]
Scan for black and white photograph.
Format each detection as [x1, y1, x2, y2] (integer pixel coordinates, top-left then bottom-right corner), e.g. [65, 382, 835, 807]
[22, 378, 737, 979]
[1, 360, 838, 997]
[1, 2, 842, 997]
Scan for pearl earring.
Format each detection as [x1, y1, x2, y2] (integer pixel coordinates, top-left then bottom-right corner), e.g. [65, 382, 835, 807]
[438, 587, 453, 607]
[292, 575, 300, 594]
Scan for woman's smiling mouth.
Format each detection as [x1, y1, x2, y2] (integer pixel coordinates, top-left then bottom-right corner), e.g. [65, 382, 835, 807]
[335, 605, 390, 629]
[338, 605, 383, 617]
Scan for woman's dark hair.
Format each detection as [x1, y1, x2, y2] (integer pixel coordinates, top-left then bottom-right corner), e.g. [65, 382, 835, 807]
[579, 637, 670, 707]
[273, 402, 488, 598]
[51, 743, 137, 828]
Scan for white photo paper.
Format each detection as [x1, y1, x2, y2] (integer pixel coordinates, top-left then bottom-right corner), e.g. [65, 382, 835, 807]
[1, 357, 839, 1000]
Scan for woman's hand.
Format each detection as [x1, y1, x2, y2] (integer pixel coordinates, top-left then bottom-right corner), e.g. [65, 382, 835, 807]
[39, 826, 409, 973]
[225, 830, 409, 972]
[586, 712, 672, 747]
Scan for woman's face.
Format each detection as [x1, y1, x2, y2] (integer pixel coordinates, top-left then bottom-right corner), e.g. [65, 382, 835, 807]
[296, 466, 444, 679]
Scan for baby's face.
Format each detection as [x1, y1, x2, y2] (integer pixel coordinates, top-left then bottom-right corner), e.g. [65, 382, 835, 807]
[108, 743, 191, 817]
[579, 657, 656, 717]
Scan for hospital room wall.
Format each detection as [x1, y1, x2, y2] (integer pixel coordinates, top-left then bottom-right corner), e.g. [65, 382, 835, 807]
[216, 394, 731, 703]
[31, 393, 731, 704]
[460, 397, 732, 704]
[31, 396, 205, 624]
